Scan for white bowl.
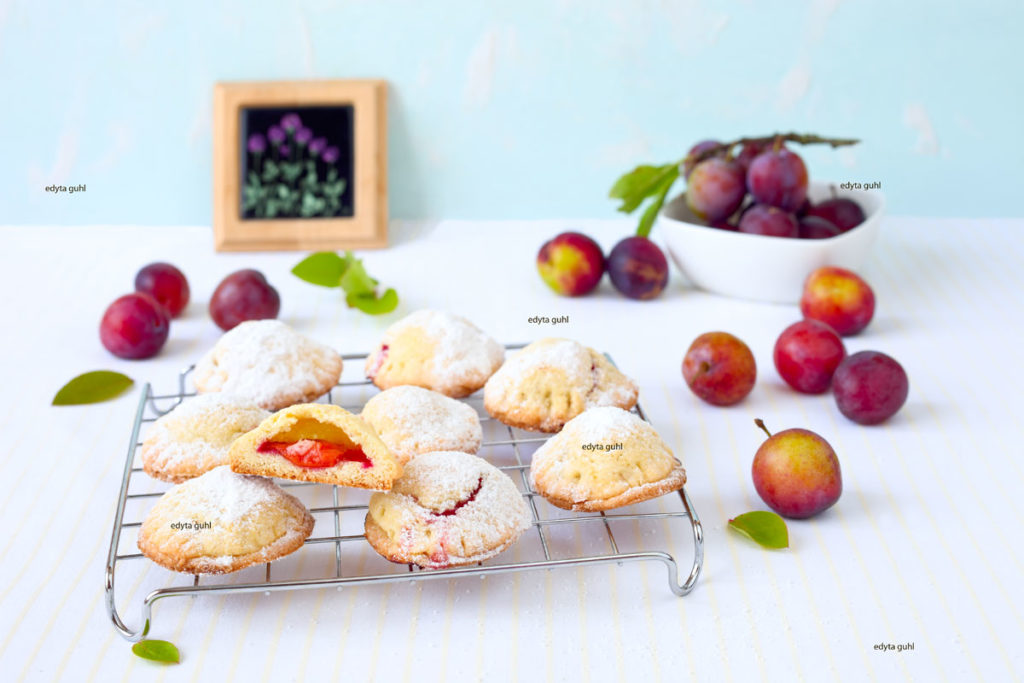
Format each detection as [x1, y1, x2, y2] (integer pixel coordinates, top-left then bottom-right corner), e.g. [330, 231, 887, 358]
[659, 181, 884, 304]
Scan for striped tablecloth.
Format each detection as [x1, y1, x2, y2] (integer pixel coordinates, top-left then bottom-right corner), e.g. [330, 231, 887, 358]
[1, 219, 1021, 682]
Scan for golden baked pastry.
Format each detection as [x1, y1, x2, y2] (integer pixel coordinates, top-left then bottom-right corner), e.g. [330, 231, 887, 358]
[137, 466, 314, 574]
[230, 403, 401, 491]
[360, 386, 483, 465]
[483, 338, 638, 433]
[194, 320, 343, 411]
[364, 451, 531, 568]
[140, 394, 270, 483]
[364, 310, 504, 398]
[529, 406, 685, 511]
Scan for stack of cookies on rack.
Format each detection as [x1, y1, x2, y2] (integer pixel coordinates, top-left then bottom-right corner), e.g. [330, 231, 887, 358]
[136, 310, 686, 575]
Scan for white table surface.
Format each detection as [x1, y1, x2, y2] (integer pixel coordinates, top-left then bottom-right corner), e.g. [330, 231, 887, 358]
[1, 219, 1022, 682]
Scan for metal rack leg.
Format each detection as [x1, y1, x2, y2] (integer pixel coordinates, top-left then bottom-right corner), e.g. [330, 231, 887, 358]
[507, 425, 551, 560]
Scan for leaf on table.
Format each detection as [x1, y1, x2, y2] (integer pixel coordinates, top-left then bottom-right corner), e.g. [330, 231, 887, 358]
[338, 252, 379, 296]
[728, 511, 789, 549]
[294, 250, 399, 314]
[346, 288, 398, 315]
[52, 371, 134, 406]
[131, 639, 180, 664]
[291, 251, 347, 287]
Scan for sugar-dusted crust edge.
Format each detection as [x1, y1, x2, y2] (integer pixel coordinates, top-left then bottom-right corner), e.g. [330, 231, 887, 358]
[369, 371, 487, 400]
[483, 346, 639, 433]
[136, 495, 314, 575]
[193, 331, 344, 411]
[363, 513, 522, 569]
[139, 440, 208, 484]
[360, 389, 483, 465]
[229, 403, 402, 491]
[534, 462, 687, 512]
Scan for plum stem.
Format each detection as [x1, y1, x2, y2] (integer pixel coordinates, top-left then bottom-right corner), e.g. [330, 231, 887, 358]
[754, 418, 773, 438]
[685, 132, 861, 170]
[612, 132, 860, 237]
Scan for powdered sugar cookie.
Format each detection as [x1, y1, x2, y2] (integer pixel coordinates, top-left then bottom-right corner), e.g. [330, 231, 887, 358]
[361, 386, 482, 465]
[483, 338, 638, 433]
[230, 403, 402, 491]
[364, 310, 504, 398]
[365, 451, 531, 568]
[140, 394, 270, 483]
[194, 320, 343, 411]
[137, 466, 314, 574]
[529, 406, 686, 511]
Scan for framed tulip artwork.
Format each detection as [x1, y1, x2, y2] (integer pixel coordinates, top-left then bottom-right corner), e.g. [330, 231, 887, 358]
[213, 80, 387, 251]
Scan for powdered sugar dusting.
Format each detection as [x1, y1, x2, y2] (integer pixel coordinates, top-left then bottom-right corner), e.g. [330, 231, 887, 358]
[488, 338, 591, 394]
[370, 451, 530, 567]
[193, 320, 342, 409]
[385, 310, 504, 379]
[361, 386, 481, 461]
[141, 394, 269, 480]
[168, 465, 286, 525]
[529, 407, 683, 508]
[556, 406, 645, 440]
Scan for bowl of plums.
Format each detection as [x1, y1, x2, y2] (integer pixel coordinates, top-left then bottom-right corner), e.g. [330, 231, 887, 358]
[658, 135, 884, 303]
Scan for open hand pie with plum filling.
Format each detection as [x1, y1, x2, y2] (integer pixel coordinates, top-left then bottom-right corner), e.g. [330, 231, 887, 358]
[137, 466, 314, 574]
[483, 338, 638, 433]
[193, 320, 343, 411]
[230, 403, 401, 490]
[364, 310, 504, 398]
[529, 406, 686, 511]
[364, 451, 531, 569]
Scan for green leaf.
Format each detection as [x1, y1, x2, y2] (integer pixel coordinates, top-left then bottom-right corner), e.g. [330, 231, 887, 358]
[52, 371, 134, 406]
[608, 163, 677, 213]
[291, 251, 347, 287]
[338, 252, 378, 296]
[635, 166, 679, 238]
[728, 511, 789, 549]
[346, 288, 398, 315]
[131, 639, 180, 664]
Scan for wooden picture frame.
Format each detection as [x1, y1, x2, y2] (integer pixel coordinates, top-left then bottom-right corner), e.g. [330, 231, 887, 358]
[213, 80, 387, 251]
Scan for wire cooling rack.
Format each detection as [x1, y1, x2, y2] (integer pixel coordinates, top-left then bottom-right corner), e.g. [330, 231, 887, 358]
[105, 348, 704, 641]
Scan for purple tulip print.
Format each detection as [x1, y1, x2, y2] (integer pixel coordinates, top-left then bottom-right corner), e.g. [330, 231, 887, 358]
[247, 133, 266, 154]
[241, 107, 352, 220]
[267, 125, 286, 144]
[280, 113, 302, 132]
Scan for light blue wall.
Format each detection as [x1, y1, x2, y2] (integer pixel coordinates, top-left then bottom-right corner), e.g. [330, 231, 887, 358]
[2, 0, 1019, 224]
